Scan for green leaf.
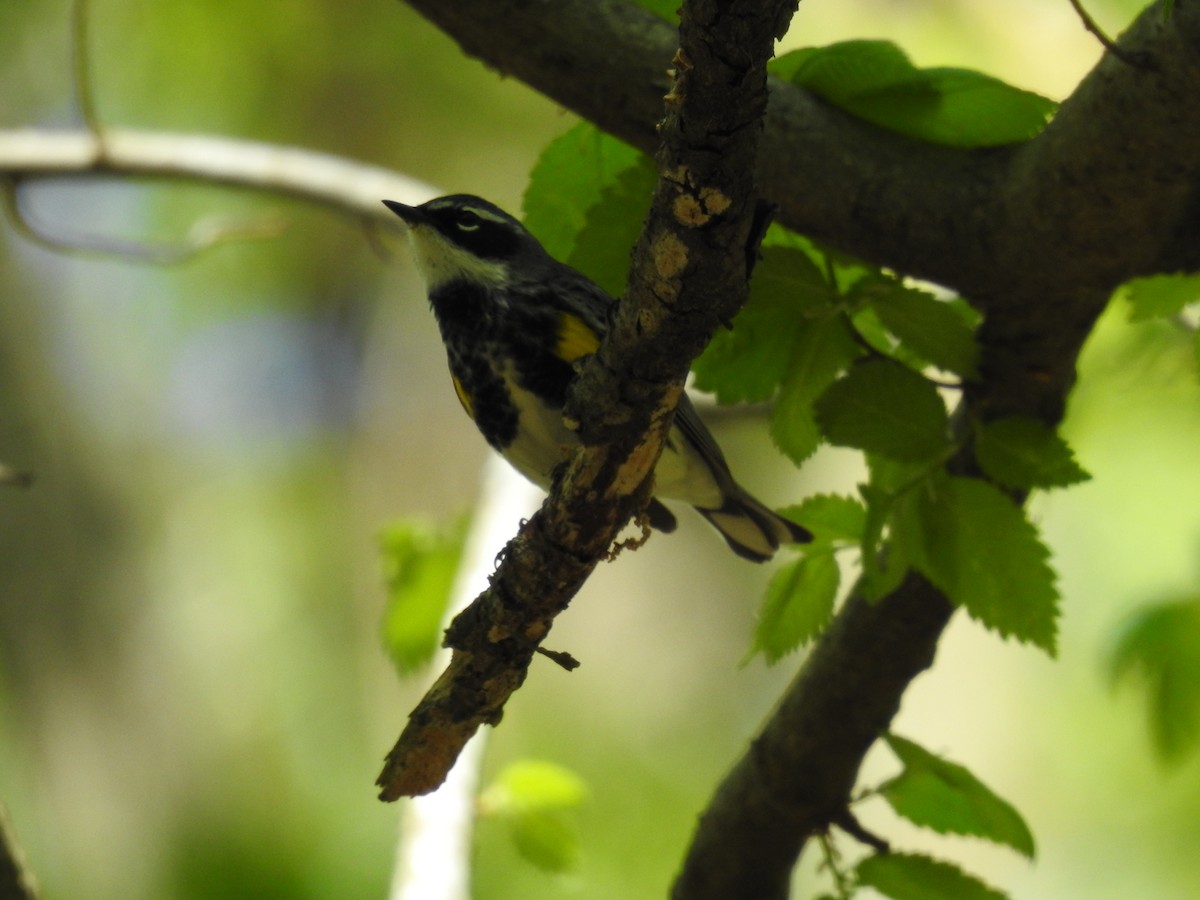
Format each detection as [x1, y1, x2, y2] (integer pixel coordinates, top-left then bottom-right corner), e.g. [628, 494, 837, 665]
[881, 734, 1036, 858]
[566, 157, 657, 296]
[509, 811, 580, 873]
[770, 316, 863, 463]
[778, 494, 866, 543]
[522, 123, 647, 263]
[858, 481, 911, 602]
[848, 305, 932, 374]
[867, 283, 980, 378]
[1123, 272, 1200, 322]
[480, 760, 589, 873]
[1110, 598, 1200, 761]
[856, 853, 1008, 900]
[773, 40, 1054, 148]
[772, 40, 919, 102]
[631, 0, 679, 21]
[693, 246, 835, 404]
[753, 551, 840, 662]
[481, 759, 589, 813]
[893, 474, 1059, 653]
[974, 417, 1091, 490]
[814, 358, 950, 462]
[378, 518, 468, 675]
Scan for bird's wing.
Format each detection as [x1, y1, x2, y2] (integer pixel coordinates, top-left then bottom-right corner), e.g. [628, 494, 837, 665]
[670, 391, 738, 493]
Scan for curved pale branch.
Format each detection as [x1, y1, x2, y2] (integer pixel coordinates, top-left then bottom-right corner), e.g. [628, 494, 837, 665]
[0, 128, 435, 218]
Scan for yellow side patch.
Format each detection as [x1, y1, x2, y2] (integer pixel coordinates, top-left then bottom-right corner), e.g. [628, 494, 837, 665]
[555, 313, 601, 362]
[451, 374, 475, 420]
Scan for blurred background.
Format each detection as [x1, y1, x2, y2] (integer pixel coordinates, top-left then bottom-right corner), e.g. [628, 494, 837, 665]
[2, 1, 1198, 897]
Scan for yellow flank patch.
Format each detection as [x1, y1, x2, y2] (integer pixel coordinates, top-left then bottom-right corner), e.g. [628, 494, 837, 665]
[555, 313, 601, 362]
[451, 374, 475, 419]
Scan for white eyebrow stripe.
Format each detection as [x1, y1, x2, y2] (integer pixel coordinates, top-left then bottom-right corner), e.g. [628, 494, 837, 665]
[424, 200, 514, 227]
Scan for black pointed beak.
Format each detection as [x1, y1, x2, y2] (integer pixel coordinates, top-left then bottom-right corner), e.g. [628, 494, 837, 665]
[382, 199, 428, 227]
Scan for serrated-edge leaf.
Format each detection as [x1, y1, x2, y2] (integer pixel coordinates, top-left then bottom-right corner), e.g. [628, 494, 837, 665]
[974, 417, 1091, 490]
[522, 123, 645, 262]
[771, 41, 919, 102]
[778, 494, 866, 543]
[814, 358, 950, 462]
[1123, 272, 1200, 322]
[754, 552, 840, 662]
[850, 66, 1053, 147]
[848, 305, 932, 373]
[856, 852, 1009, 900]
[870, 285, 980, 378]
[857, 483, 893, 602]
[894, 474, 1059, 653]
[565, 159, 656, 295]
[881, 734, 1036, 858]
[769, 315, 862, 463]
[694, 246, 837, 404]
[859, 457, 930, 601]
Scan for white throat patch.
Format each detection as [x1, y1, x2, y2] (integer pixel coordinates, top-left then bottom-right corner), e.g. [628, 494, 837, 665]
[405, 226, 510, 291]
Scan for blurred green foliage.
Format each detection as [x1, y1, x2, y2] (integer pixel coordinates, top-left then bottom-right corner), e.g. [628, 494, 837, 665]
[379, 517, 466, 675]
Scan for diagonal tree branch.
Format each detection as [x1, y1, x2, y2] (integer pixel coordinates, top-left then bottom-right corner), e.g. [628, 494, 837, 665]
[673, 576, 953, 900]
[375, 0, 801, 800]
[401, 0, 1200, 302]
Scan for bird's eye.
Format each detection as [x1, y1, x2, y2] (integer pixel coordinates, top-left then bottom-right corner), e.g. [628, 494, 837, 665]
[456, 211, 483, 232]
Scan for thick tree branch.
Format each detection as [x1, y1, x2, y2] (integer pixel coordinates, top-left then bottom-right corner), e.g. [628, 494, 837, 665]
[376, 0, 800, 800]
[402, 0, 1200, 300]
[674, 576, 953, 900]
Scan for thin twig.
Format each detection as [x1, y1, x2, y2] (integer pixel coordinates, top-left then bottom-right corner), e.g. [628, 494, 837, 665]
[832, 808, 890, 854]
[1067, 0, 1157, 69]
[71, 0, 103, 137]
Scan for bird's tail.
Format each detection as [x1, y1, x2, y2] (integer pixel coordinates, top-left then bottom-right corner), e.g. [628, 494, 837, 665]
[696, 488, 812, 563]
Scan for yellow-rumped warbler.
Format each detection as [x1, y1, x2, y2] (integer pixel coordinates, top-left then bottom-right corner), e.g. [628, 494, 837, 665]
[383, 194, 811, 561]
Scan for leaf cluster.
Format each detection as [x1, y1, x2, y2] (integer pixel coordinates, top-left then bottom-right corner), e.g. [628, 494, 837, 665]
[505, 102, 1095, 893]
[816, 734, 1034, 900]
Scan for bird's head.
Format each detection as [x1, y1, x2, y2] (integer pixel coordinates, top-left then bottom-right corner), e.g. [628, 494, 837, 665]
[382, 194, 546, 291]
